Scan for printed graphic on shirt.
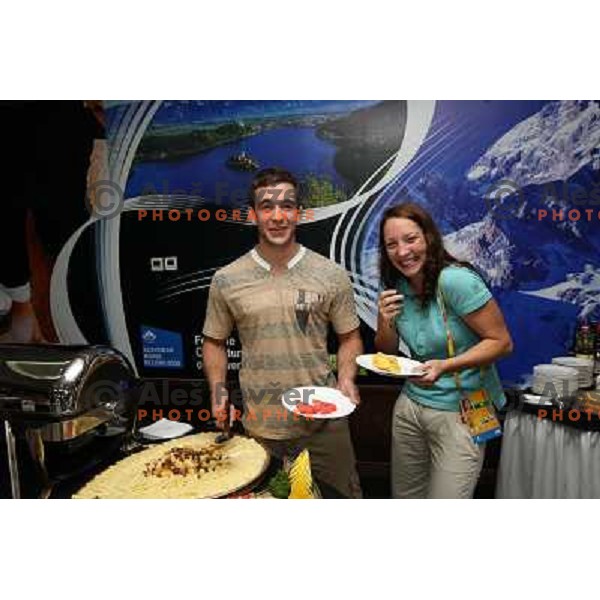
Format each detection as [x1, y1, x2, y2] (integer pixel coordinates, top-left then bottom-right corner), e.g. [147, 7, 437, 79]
[294, 289, 323, 334]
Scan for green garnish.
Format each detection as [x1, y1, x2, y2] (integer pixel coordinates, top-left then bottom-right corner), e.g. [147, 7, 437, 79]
[268, 469, 291, 499]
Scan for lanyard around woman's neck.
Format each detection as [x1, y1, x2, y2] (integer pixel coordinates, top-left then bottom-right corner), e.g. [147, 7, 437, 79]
[436, 285, 487, 392]
[436, 286, 465, 392]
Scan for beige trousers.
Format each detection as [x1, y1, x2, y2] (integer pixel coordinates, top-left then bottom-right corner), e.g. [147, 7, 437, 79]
[255, 417, 362, 499]
[391, 392, 485, 499]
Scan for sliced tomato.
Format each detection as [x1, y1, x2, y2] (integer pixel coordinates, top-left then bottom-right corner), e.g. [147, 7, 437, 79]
[311, 399, 337, 414]
[295, 398, 337, 416]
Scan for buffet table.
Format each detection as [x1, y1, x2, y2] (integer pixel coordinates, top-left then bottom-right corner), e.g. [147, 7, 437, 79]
[496, 393, 600, 499]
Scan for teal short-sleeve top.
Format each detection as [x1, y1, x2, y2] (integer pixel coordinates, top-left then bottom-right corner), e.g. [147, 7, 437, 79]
[395, 265, 506, 412]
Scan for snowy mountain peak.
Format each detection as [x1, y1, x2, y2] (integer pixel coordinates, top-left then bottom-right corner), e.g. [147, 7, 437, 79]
[467, 100, 600, 188]
[443, 217, 514, 287]
[522, 265, 600, 319]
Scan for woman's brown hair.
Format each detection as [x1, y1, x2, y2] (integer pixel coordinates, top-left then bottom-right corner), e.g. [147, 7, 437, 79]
[379, 202, 477, 305]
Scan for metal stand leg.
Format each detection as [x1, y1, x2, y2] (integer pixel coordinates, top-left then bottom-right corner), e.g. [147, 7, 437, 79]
[4, 420, 21, 499]
[26, 428, 52, 499]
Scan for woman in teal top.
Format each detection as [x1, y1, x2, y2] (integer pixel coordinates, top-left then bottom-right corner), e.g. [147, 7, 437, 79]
[375, 202, 513, 499]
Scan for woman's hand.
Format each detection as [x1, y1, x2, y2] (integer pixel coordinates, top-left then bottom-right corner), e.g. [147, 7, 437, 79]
[375, 290, 403, 354]
[410, 359, 448, 386]
[378, 290, 404, 328]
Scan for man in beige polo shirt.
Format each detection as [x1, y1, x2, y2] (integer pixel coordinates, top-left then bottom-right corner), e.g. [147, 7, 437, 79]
[202, 167, 363, 498]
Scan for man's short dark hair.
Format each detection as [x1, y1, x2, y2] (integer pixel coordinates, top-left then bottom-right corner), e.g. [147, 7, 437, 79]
[249, 167, 300, 207]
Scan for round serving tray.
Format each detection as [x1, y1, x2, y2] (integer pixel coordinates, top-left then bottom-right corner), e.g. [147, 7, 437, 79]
[72, 432, 270, 499]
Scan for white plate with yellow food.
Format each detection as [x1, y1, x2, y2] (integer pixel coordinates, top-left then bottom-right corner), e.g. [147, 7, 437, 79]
[356, 353, 425, 378]
[73, 432, 270, 499]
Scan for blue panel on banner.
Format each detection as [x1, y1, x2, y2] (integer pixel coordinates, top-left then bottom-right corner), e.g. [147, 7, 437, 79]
[141, 326, 184, 369]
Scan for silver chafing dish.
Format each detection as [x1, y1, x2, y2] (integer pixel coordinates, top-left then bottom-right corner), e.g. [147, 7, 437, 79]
[0, 343, 139, 498]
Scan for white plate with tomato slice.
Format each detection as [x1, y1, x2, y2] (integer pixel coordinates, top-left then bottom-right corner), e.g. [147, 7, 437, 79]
[281, 386, 356, 419]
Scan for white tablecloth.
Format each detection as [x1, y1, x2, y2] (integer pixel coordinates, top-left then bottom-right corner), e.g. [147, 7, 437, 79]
[496, 411, 600, 498]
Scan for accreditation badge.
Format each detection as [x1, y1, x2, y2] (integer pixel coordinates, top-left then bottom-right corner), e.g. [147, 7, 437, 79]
[459, 389, 502, 445]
